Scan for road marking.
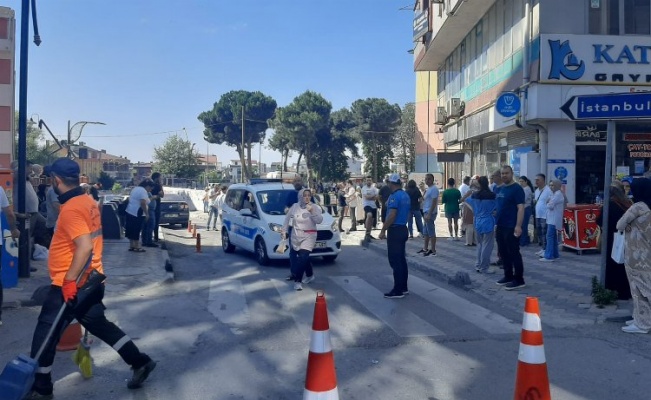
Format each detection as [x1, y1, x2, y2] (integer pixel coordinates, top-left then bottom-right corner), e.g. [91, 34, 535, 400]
[208, 279, 250, 328]
[406, 275, 521, 334]
[330, 276, 444, 337]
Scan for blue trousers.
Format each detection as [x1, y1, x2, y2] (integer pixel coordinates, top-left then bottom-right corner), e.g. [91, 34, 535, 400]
[387, 225, 409, 292]
[520, 207, 532, 246]
[544, 224, 559, 259]
[142, 209, 156, 245]
[408, 209, 423, 236]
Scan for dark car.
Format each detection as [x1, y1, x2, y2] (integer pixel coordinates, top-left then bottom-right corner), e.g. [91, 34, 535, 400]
[159, 196, 190, 228]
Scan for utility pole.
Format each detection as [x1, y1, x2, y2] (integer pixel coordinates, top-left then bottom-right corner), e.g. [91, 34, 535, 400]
[241, 105, 245, 183]
[17, 0, 31, 277]
[373, 132, 378, 182]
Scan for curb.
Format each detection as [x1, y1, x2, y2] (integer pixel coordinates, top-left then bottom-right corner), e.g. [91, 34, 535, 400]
[159, 229, 175, 283]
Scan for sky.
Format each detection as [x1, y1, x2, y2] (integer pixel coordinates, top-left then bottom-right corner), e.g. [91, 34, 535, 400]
[6, 0, 416, 166]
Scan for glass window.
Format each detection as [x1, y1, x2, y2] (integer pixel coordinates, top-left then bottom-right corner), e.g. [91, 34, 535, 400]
[256, 190, 292, 215]
[488, 4, 497, 69]
[226, 189, 244, 211]
[589, 0, 621, 34]
[625, 0, 651, 34]
[513, 0, 524, 50]
[504, 0, 513, 56]
[495, 0, 504, 64]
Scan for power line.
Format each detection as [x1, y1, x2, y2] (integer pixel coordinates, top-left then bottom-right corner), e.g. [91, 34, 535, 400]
[79, 118, 269, 138]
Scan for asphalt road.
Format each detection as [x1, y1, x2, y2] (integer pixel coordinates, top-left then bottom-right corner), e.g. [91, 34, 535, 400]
[2, 224, 651, 399]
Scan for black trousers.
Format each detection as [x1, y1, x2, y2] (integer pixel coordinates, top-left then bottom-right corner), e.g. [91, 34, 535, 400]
[154, 205, 161, 240]
[30, 285, 150, 394]
[387, 225, 409, 292]
[495, 226, 525, 284]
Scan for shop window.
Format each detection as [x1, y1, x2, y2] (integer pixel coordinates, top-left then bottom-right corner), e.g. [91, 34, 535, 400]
[625, 0, 651, 34]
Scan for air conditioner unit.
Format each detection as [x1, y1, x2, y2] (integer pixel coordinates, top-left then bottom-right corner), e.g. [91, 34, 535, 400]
[447, 98, 462, 118]
[435, 106, 448, 125]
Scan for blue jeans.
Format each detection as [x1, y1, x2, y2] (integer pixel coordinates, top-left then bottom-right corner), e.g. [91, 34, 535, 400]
[536, 218, 547, 248]
[520, 207, 532, 246]
[207, 207, 218, 228]
[142, 208, 156, 245]
[544, 224, 559, 259]
[387, 225, 409, 292]
[476, 231, 495, 271]
[408, 209, 423, 236]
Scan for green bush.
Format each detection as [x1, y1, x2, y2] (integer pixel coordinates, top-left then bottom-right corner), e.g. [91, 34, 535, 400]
[112, 182, 122, 192]
[591, 276, 618, 308]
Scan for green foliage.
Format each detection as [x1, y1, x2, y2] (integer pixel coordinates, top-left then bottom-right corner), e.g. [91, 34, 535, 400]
[269, 91, 332, 179]
[97, 171, 115, 191]
[153, 136, 201, 179]
[591, 276, 618, 308]
[13, 112, 51, 165]
[112, 182, 123, 192]
[395, 103, 416, 173]
[350, 98, 402, 181]
[198, 90, 277, 179]
[314, 108, 358, 181]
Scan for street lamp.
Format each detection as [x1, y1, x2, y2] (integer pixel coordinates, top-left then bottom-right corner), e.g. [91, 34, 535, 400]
[67, 120, 106, 158]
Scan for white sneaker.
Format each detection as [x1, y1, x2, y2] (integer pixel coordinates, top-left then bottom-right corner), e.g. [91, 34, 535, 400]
[625, 319, 635, 326]
[539, 257, 555, 262]
[302, 275, 315, 284]
[535, 250, 544, 257]
[294, 282, 303, 291]
[622, 323, 649, 334]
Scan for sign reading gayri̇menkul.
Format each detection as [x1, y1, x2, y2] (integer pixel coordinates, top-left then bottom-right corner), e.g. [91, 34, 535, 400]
[540, 34, 651, 86]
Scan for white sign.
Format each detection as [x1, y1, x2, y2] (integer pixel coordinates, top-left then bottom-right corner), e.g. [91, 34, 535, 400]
[540, 34, 651, 86]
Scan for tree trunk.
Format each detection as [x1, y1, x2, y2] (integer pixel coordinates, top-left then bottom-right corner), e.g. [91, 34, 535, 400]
[246, 140, 253, 178]
[282, 149, 289, 172]
[305, 148, 311, 181]
[296, 151, 303, 176]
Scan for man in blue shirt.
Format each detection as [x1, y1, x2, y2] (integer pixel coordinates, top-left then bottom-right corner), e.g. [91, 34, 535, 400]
[495, 165, 527, 290]
[379, 174, 411, 299]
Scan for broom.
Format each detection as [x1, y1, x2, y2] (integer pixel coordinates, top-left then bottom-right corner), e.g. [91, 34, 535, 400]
[72, 328, 93, 379]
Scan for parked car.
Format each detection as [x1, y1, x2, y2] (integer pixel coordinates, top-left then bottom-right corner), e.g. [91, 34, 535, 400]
[221, 180, 341, 265]
[158, 194, 190, 228]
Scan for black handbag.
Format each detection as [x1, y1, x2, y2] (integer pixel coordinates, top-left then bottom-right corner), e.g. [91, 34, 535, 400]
[71, 269, 107, 315]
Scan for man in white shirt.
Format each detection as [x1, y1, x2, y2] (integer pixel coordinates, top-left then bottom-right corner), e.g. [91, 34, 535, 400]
[0, 185, 20, 326]
[533, 173, 553, 257]
[214, 186, 227, 229]
[361, 176, 379, 241]
[207, 184, 220, 230]
[418, 173, 439, 256]
[459, 176, 471, 198]
[540, 179, 565, 262]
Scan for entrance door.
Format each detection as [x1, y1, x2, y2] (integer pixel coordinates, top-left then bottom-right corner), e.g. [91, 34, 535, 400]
[575, 146, 606, 204]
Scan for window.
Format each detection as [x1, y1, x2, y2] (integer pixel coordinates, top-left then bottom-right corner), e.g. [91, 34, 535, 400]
[590, 0, 650, 35]
[504, 0, 513, 57]
[512, 0, 524, 50]
[256, 190, 292, 215]
[226, 189, 244, 211]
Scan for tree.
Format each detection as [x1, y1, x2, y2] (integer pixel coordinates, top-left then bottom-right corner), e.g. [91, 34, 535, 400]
[97, 171, 115, 191]
[395, 103, 416, 173]
[198, 90, 277, 180]
[153, 136, 201, 179]
[269, 91, 331, 180]
[13, 112, 51, 165]
[350, 98, 402, 181]
[267, 120, 293, 172]
[312, 108, 359, 181]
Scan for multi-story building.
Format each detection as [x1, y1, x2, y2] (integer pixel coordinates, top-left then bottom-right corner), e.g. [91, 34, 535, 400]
[413, 0, 651, 203]
[50, 142, 132, 184]
[0, 7, 15, 170]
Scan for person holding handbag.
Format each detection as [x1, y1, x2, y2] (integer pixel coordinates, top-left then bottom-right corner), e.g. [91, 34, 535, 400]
[616, 178, 651, 334]
[282, 188, 323, 291]
[596, 182, 632, 300]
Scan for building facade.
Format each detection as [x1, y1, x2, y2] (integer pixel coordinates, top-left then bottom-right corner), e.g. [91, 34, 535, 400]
[0, 7, 15, 170]
[414, 0, 651, 203]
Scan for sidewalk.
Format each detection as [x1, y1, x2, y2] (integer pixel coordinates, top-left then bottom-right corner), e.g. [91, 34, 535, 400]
[2, 231, 173, 310]
[342, 217, 631, 329]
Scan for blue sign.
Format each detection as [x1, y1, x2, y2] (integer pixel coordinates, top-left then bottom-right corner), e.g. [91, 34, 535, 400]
[561, 92, 651, 120]
[495, 92, 521, 118]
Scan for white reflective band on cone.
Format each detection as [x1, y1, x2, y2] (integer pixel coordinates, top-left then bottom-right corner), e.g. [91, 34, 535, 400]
[309, 330, 332, 354]
[522, 312, 542, 332]
[518, 343, 546, 364]
[303, 387, 339, 400]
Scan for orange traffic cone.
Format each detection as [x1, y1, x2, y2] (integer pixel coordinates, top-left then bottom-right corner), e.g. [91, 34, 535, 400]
[514, 297, 551, 400]
[187, 220, 192, 232]
[56, 321, 82, 352]
[192, 224, 197, 238]
[304, 291, 339, 400]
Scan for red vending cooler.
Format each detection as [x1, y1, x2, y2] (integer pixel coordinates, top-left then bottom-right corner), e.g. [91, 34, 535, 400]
[562, 204, 602, 254]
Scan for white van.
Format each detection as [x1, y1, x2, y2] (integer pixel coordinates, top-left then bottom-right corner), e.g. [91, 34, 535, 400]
[220, 180, 341, 265]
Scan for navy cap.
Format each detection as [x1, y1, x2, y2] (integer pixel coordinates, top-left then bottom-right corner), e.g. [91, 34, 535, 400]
[50, 158, 80, 178]
[43, 165, 51, 176]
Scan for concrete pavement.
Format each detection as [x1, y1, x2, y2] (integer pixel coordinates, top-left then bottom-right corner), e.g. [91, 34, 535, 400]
[341, 216, 631, 329]
[1, 231, 174, 311]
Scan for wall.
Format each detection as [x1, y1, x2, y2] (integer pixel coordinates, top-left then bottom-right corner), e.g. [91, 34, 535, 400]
[539, 0, 586, 34]
[546, 121, 576, 203]
[414, 71, 444, 173]
[0, 7, 14, 169]
[163, 187, 205, 212]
